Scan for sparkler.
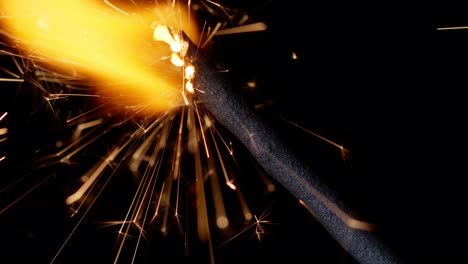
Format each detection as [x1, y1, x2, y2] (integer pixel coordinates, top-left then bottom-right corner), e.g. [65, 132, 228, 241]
[0, 0, 400, 263]
[0, 0, 282, 263]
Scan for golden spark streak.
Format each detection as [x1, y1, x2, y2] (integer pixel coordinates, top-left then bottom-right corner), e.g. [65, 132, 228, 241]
[194, 142, 215, 264]
[72, 118, 103, 139]
[0, 112, 7, 121]
[65, 144, 121, 204]
[0, 65, 21, 78]
[209, 126, 236, 190]
[207, 162, 229, 229]
[275, 114, 350, 161]
[437, 26, 468, 30]
[201, 22, 221, 48]
[236, 186, 252, 221]
[0, 78, 24, 82]
[215, 22, 268, 35]
[151, 182, 165, 222]
[0, 175, 53, 215]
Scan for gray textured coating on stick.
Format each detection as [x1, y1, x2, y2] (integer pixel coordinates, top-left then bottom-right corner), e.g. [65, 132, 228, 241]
[191, 51, 400, 264]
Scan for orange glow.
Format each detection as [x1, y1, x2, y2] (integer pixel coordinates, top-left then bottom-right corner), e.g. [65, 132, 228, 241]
[1, 0, 200, 113]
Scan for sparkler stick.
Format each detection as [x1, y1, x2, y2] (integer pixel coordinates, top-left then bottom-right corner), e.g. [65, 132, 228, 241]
[189, 42, 400, 264]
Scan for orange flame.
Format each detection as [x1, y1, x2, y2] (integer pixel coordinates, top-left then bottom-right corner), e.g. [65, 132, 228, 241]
[1, 0, 200, 113]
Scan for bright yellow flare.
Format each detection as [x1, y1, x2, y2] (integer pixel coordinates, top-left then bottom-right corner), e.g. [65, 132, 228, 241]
[1, 0, 200, 113]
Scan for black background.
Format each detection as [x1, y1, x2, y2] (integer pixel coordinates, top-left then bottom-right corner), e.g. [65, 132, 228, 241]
[1, 1, 468, 263]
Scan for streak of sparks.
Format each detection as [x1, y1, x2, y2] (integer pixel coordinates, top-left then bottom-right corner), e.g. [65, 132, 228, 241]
[0, 0, 316, 263]
[437, 26, 468, 30]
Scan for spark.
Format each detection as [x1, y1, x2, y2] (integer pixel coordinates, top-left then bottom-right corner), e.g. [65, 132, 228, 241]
[246, 80, 257, 89]
[72, 118, 103, 139]
[65, 142, 129, 205]
[10, 53, 24, 74]
[437, 26, 468, 30]
[0, 77, 24, 82]
[206, 167, 229, 229]
[273, 114, 351, 162]
[215, 22, 268, 35]
[50, 152, 133, 264]
[238, 14, 249, 25]
[104, 0, 130, 16]
[47, 94, 102, 98]
[64, 103, 108, 124]
[217, 211, 273, 248]
[0, 65, 21, 78]
[204, 0, 223, 8]
[291, 51, 298, 60]
[209, 127, 236, 190]
[0, 175, 53, 215]
[201, 21, 221, 48]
